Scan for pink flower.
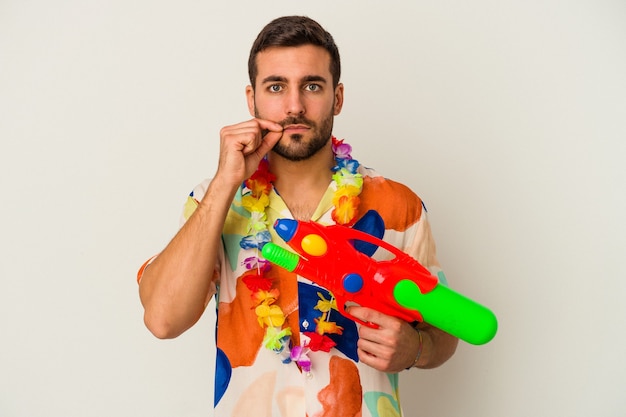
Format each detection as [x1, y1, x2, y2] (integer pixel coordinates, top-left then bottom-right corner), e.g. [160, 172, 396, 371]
[242, 257, 270, 272]
[290, 345, 311, 373]
[332, 137, 352, 159]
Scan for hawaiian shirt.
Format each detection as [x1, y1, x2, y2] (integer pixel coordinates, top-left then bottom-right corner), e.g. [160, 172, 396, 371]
[178, 165, 446, 417]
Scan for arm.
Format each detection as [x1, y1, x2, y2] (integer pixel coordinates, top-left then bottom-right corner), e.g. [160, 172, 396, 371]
[138, 119, 283, 339]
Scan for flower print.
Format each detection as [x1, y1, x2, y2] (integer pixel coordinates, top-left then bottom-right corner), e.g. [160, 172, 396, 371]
[332, 183, 362, 200]
[240, 230, 272, 250]
[238, 138, 362, 375]
[314, 292, 338, 313]
[242, 193, 270, 212]
[241, 270, 273, 292]
[245, 177, 272, 198]
[251, 288, 280, 306]
[245, 159, 274, 191]
[247, 210, 269, 232]
[290, 344, 312, 373]
[241, 257, 270, 272]
[255, 304, 286, 327]
[333, 169, 363, 189]
[332, 194, 360, 226]
[246, 158, 276, 192]
[303, 331, 336, 352]
[333, 158, 360, 175]
[263, 326, 292, 352]
[242, 256, 257, 270]
[332, 138, 352, 159]
[314, 317, 344, 335]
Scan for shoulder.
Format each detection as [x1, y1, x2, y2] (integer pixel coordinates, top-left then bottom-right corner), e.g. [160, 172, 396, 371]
[358, 166, 424, 231]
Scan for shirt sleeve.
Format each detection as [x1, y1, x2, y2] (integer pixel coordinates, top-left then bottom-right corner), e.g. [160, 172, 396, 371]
[404, 203, 449, 286]
[136, 178, 220, 289]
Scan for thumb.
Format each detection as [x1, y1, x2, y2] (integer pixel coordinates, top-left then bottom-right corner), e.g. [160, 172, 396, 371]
[253, 128, 283, 158]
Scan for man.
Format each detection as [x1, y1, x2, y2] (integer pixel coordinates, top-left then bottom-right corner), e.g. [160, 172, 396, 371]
[138, 15, 458, 416]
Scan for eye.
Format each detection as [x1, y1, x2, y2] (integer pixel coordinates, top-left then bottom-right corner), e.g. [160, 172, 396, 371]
[268, 84, 283, 93]
[305, 83, 321, 92]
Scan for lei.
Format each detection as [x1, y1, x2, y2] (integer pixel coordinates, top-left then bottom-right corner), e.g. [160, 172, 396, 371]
[239, 137, 363, 376]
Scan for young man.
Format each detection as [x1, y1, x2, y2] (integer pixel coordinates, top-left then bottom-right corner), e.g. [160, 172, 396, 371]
[138, 15, 458, 416]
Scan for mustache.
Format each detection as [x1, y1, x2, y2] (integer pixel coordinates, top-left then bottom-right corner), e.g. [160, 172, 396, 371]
[279, 116, 314, 128]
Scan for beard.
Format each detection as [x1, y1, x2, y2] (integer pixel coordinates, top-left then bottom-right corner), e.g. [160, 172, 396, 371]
[255, 108, 335, 162]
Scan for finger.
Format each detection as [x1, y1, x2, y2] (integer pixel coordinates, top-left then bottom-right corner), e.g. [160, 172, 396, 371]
[233, 119, 282, 156]
[246, 119, 283, 157]
[255, 118, 283, 133]
[221, 127, 264, 156]
[255, 129, 283, 155]
[356, 341, 393, 372]
[348, 306, 388, 328]
[358, 336, 387, 358]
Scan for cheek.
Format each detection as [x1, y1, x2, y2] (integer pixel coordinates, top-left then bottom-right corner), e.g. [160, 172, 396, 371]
[254, 98, 282, 119]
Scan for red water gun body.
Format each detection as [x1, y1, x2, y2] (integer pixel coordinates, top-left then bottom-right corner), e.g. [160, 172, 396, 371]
[261, 219, 498, 345]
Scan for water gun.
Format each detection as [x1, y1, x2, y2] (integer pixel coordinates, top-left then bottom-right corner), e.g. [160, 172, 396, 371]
[261, 219, 498, 345]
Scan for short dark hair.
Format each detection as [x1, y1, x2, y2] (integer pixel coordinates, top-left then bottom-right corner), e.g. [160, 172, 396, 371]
[248, 16, 341, 89]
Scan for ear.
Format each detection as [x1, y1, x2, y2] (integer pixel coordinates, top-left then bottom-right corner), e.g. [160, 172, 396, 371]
[245, 85, 255, 117]
[333, 83, 344, 115]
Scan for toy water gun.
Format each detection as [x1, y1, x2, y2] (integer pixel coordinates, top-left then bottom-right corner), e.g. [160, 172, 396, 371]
[261, 219, 498, 345]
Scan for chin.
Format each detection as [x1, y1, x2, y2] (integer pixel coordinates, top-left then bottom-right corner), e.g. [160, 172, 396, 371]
[272, 134, 330, 162]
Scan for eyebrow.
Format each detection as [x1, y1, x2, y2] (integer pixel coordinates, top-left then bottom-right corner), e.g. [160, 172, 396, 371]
[260, 75, 328, 85]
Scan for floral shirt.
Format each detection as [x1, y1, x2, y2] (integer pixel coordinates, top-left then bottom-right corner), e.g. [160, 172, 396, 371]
[180, 166, 446, 417]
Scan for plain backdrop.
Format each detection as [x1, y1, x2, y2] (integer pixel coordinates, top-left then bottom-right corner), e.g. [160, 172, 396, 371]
[1, 1, 625, 416]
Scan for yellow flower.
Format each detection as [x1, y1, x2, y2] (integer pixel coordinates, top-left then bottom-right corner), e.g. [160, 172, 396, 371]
[332, 185, 361, 202]
[314, 292, 338, 313]
[255, 304, 286, 328]
[332, 194, 360, 225]
[315, 317, 344, 335]
[242, 193, 270, 212]
[252, 288, 280, 306]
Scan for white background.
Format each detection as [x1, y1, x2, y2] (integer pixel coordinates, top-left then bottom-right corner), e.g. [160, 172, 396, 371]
[1, 1, 625, 416]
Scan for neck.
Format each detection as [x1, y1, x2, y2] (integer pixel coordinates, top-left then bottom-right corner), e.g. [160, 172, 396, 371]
[269, 141, 335, 195]
[268, 141, 335, 221]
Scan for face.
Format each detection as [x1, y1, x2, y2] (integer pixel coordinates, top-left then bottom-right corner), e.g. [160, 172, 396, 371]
[246, 44, 344, 161]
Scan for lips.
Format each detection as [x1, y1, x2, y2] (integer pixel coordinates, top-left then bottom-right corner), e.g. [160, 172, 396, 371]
[283, 124, 310, 132]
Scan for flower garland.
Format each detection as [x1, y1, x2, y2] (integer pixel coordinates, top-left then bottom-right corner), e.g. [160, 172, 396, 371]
[239, 137, 362, 376]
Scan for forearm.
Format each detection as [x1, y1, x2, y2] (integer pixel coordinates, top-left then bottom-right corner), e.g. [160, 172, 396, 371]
[413, 323, 458, 369]
[139, 177, 237, 339]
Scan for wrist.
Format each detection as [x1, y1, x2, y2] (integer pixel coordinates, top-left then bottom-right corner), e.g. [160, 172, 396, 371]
[406, 324, 423, 369]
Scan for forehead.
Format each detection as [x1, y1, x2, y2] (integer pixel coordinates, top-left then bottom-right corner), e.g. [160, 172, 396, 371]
[255, 44, 332, 83]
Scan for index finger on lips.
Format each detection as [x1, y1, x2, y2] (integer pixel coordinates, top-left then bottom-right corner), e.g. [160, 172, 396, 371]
[255, 118, 283, 133]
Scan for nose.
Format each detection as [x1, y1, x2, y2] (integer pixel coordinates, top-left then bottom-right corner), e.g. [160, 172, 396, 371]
[285, 90, 305, 116]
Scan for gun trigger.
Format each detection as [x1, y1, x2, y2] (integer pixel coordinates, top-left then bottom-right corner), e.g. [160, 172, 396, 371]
[342, 310, 379, 329]
[339, 301, 380, 328]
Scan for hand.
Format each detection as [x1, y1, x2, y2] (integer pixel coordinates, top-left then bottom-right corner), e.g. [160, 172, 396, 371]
[348, 306, 422, 373]
[216, 118, 283, 187]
